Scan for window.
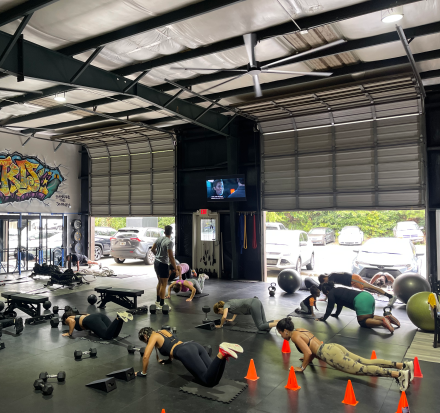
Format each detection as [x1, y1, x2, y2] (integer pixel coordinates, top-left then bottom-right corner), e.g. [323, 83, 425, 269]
[280, 224, 287, 230]
[299, 233, 307, 243]
[106, 229, 117, 236]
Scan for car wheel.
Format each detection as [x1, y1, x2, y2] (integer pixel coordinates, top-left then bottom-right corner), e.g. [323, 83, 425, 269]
[114, 258, 125, 264]
[94, 246, 103, 261]
[306, 253, 314, 270]
[296, 258, 302, 273]
[144, 248, 155, 265]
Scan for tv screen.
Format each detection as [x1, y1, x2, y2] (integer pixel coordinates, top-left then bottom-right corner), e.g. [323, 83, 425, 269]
[206, 175, 246, 201]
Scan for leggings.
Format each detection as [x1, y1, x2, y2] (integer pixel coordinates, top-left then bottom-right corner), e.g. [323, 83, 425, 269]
[82, 313, 124, 340]
[173, 342, 226, 387]
[317, 343, 395, 377]
[191, 274, 206, 293]
[250, 298, 272, 331]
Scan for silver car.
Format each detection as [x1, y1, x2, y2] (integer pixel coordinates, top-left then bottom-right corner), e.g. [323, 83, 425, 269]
[110, 227, 163, 265]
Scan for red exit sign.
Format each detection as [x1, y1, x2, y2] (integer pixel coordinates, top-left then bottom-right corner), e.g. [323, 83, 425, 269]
[200, 209, 208, 215]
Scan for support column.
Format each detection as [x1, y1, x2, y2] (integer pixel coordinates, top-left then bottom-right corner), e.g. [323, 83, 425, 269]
[227, 135, 239, 280]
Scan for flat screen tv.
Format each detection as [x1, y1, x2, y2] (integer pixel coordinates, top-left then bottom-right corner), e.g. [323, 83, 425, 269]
[206, 175, 246, 201]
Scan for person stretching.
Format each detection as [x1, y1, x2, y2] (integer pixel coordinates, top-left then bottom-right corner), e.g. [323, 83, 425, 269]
[61, 308, 132, 339]
[166, 273, 209, 302]
[213, 297, 280, 331]
[318, 272, 397, 306]
[169, 262, 196, 280]
[276, 318, 413, 391]
[67, 253, 101, 272]
[317, 282, 400, 333]
[136, 326, 243, 387]
[295, 286, 320, 316]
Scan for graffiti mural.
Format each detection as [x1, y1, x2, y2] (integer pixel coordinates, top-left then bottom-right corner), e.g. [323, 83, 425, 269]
[0, 152, 64, 204]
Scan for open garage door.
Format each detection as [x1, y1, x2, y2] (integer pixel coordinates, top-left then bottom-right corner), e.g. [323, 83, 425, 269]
[256, 78, 425, 210]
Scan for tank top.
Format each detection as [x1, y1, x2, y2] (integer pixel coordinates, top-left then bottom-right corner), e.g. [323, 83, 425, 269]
[293, 329, 315, 354]
[157, 331, 179, 357]
[175, 279, 192, 293]
[74, 315, 83, 331]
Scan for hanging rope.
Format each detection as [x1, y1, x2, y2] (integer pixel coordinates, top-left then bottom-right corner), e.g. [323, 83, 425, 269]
[243, 214, 248, 250]
[252, 214, 257, 249]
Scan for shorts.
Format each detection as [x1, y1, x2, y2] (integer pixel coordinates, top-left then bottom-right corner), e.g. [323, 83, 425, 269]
[351, 274, 366, 290]
[353, 292, 375, 316]
[154, 260, 169, 279]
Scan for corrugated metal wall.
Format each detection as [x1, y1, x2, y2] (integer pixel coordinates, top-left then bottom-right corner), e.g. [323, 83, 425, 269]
[261, 100, 424, 211]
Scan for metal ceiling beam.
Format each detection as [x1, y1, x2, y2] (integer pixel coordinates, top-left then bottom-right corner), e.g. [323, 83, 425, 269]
[0, 0, 59, 27]
[58, 0, 245, 57]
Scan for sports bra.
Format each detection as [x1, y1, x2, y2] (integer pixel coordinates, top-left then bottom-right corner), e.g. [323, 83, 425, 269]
[175, 279, 192, 293]
[293, 329, 315, 354]
[74, 315, 83, 331]
[157, 331, 179, 357]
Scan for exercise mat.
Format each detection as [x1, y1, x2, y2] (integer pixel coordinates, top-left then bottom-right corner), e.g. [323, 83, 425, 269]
[287, 311, 317, 319]
[176, 291, 209, 299]
[180, 378, 247, 403]
[223, 322, 270, 334]
[63, 330, 130, 344]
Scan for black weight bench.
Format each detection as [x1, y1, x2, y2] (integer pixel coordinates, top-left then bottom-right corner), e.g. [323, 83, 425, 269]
[95, 287, 144, 310]
[1, 291, 48, 318]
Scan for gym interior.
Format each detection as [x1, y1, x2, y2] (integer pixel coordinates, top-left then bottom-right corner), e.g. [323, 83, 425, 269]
[1, 1, 440, 412]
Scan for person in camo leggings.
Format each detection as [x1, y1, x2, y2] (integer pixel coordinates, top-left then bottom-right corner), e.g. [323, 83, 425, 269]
[213, 297, 280, 331]
[276, 318, 413, 392]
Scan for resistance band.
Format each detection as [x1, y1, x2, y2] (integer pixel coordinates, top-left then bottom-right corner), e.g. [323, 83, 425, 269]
[243, 214, 247, 250]
[252, 214, 257, 249]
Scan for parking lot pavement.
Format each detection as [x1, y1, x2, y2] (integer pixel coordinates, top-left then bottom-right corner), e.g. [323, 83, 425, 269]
[98, 256, 157, 277]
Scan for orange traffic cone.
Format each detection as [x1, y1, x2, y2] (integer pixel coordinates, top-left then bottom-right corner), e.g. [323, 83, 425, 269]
[395, 391, 409, 413]
[285, 366, 301, 391]
[371, 350, 377, 359]
[282, 340, 291, 354]
[245, 359, 259, 381]
[342, 380, 359, 406]
[414, 357, 423, 378]
[161, 410, 166, 413]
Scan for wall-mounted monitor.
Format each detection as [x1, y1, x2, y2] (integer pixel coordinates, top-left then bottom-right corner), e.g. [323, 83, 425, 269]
[206, 175, 246, 201]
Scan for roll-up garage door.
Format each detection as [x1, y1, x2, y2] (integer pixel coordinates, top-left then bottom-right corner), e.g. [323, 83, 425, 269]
[261, 101, 424, 211]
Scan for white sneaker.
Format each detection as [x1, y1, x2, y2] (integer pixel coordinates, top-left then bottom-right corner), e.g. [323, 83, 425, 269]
[397, 369, 410, 392]
[202, 273, 209, 280]
[117, 311, 131, 322]
[155, 304, 162, 310]
[155, 301, 160, 307]
[220, 342, 243, 354]
[219, 344, 238, 359]
[388, 295, 398, 307]
[404, 361, 414, 382]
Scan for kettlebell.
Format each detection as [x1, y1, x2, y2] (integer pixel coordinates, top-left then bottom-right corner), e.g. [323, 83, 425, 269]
[383, 306, 392, 317]
[268, 282, 276, 297]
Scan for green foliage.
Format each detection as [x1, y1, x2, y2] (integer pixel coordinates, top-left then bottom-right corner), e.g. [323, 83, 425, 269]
[158, 217, 175, 228]
[266, 210, 425, 239]
[94, 217, 126, 230]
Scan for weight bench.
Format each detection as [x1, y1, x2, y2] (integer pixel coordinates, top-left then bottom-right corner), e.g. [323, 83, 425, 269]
[1, 291, 48, 318]
[95, 287, 144, 310]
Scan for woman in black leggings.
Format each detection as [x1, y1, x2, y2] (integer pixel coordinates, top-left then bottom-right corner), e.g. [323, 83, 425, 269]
[61, 308, 132, 340]
[136, 327, 243, 387]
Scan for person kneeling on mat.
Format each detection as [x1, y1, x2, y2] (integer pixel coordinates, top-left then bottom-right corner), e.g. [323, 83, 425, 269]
[135, 326, 243, 387]
[276, 317, 413, 391]
[295, 286, 320, 316]
[166, 273, 209, 302]
[169, 262, 197, 281]
[61, 307, 132, 339]
[213, 297, 280, 331]
[317, 282, 400, 333]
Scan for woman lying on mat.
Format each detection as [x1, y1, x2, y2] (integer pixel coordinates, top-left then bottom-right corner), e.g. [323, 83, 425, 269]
[136, 326, 243, 387]
[317, 282, 400, 333]
[213, 297, 280, 331]
[318, 272, 397, 306]
[61, 307, 132, 340]
[165, 273, 209, 302]
[276, 317, 413, 392]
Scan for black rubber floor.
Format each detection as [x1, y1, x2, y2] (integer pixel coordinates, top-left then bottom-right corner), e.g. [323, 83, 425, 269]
[0, 276, 437, 413]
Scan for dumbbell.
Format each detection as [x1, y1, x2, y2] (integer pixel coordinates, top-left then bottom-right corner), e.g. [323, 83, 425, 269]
[39, 371, 66, 382]
[162, 304, 170, 315]
[202, 305, 211, 323]
[74, 347, 97, 360]
[33, 379, 54, 395]
[149, 304, 156, 314]
[127, 345, 145, 356]
[50, 317, 60, 328]
[161, 325, 171, 332]
[43, 300, 52, 310]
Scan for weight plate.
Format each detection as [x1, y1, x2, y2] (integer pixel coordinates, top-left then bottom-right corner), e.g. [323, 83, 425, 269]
[72, 219, 82, 230]
[74, 243, 83, 254]
[73, 231, 82, 242]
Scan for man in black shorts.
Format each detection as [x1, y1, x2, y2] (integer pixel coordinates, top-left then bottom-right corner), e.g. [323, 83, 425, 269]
[67, 253, 100, 272]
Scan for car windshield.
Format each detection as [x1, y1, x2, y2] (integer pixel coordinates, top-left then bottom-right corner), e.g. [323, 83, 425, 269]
[359, 239, 412, 256]
[397, 222, 418, 230]
[309, 228, 325, 234]
[341, 227, 359, 233]
[116, 230, 138, 238]
[266, 226, 278, 230]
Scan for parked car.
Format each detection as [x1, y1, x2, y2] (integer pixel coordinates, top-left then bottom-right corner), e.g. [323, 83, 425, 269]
[308, 227, 335, 245]
[266, 222, 289, 231]
[393, 221, 424, 243]
[110, 227, 164, 264]
[266, 230, 314, 272]
[338, 226, 364, 245]
[94, 226, 118, 260]
[352, 237, 424, 280]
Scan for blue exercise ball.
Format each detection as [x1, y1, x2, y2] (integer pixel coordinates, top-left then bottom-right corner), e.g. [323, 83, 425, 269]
[393, 273, 430, 304]
[278, 269, 301, 294]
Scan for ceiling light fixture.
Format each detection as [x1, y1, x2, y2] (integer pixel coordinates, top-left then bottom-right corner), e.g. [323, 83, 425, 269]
[381, 7, 404, 23]
[54, 92, 66, 102]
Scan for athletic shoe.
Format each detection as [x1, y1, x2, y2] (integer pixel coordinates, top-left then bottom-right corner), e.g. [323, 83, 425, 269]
[155, 301, 160, 307]
[382, 317, 394, 334]
[220, 342, 244, 354]
[14, 317, 23, 335]
[385, 314, 401, 328]
[397, 369, 410, 392]
[117, 311, 133, 322]
[404, 360, 414, 382]
[219, 343, 243, 359]
[388, 295, 398, 307]
[294, 308, 301, 314]
[202, 273, 209, 280]
[155, 304, 162, 310]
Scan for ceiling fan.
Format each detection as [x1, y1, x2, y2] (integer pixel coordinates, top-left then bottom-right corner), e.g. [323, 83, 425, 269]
[171, 34, 346, 98]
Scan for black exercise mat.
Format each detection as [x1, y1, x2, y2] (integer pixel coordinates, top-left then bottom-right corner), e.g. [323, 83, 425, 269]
[176, 291, 209, 298]
[63, 330, 130, 344]
[180, 379, 247, 403]
[287, 311, 320, 319]
[223, 322, 270, 334]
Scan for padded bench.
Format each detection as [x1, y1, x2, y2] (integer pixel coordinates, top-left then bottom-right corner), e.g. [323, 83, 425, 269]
[1, 291, 49, 318]
[95, 287, 144, 310]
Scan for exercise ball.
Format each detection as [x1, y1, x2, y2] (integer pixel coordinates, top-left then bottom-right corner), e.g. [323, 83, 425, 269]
[407, 292, 438, 331]
[278, 269, 301, 294]
[87, 294, 98, 305]
[393, 273, 430, 304]
[43, 300, 52, 310]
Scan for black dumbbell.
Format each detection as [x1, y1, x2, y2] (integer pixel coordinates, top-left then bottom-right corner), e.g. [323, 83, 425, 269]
[149, 304, 156, 314]
[162, 304, 169, 315]
[33, 379, 54, 395]
[161, 325, 171, 332]
[127, 345, 145, 356]
[50, 317, 60, 328]
[74, 348, 98, 360]
[39, 371, 66, 382]
[52, 306, 59, 314]
[43, 300, 52, 310]
[202, 305, 211, 323]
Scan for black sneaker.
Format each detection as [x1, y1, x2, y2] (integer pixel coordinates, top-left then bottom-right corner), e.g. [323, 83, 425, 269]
[15, 317, 24, 335]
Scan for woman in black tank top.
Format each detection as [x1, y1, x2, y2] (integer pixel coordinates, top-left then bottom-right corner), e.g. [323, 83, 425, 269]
[135, 327, 244, 387]
[276, 318, 412, 392]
